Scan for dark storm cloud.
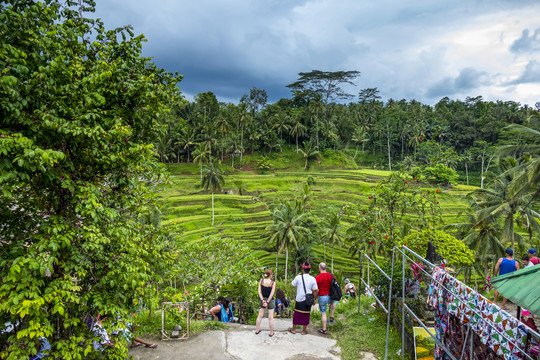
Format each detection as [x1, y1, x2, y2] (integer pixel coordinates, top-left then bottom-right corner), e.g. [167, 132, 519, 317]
[426, 68, 491, 98]
[91, 0, 540, 105]
[510, 28, 540, 54]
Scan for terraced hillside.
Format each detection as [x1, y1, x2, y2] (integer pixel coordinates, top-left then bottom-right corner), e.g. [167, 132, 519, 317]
[159, 162, 476, 277]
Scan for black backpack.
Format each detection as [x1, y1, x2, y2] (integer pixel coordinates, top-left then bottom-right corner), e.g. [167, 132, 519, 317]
[330, 275, 342, 301]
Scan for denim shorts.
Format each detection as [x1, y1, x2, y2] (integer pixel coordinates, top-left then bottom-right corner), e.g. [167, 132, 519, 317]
[318, 295, 331, 313]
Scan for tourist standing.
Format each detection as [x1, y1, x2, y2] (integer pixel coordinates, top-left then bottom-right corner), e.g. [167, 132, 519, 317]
[255, 269, 276, 336]
[528, 249, 539, 265]
[493, 249, 520, 310]
[315, 262, 333, 335]
[288, 262, 318, 335]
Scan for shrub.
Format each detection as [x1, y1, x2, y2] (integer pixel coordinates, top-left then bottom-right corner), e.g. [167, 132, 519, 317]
[399, 230, 475, 266]
[423, 164, 459, 185]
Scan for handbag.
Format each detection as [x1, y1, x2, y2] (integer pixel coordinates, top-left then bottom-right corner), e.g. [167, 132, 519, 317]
[301, 274, 315, 306]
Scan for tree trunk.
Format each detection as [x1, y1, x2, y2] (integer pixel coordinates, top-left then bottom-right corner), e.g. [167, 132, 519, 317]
[200, 164, 203, 182]
[353, 146, 359, 160]
[285, 246, 289, 282]
[240, 125, 243, 161]
[480, 157, 485, 189]
[275, 251, 279, 282]
[296, 136, 299, 153]
[386, 121, 392, 171]
[465, 162, 469, 186]
[316, 116, 319, 150]
[332, 244, 335, 273]
[211, 192, 215, 226]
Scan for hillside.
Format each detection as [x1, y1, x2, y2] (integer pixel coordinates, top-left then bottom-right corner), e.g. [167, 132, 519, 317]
[159, 153, 476, 277]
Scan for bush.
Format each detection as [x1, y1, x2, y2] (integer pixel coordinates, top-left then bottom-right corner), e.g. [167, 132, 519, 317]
[399, 230, 475, 266]
[423, 164, 459, 185]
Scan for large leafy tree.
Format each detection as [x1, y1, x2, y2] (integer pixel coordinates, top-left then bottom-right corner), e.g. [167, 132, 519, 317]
[0, 1, 181, 358]
[286, 70, 361, 103]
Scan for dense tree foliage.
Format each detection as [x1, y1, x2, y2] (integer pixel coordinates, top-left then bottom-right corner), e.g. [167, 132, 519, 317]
[0, 0, 181, 358]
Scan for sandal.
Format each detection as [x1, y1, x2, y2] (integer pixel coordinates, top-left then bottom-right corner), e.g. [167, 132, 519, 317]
[269, 332, 274, 337]
[318, 328, 328, 335]
[329, 317, 334, 323]
[288, 327, 296, 334]
[255, 330, 261, 335]
[146, 343, 158, 348]
[301, 331, 308, 335]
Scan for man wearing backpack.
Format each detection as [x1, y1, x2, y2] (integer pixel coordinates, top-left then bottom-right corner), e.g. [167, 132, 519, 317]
[315, 262, 337, 335]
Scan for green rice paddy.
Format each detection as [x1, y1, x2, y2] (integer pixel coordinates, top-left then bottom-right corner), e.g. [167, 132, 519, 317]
[159, 158, 473, 277]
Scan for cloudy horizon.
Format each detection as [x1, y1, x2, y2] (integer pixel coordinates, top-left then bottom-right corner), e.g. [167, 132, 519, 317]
[94, 0, 540, 106]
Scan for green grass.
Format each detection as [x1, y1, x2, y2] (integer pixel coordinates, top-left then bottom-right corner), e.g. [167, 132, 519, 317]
[331, 297, 403, 360]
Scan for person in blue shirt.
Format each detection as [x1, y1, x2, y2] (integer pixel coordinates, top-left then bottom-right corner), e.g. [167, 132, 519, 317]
[29, 337, 51, 360]
[493, 248, 520, 310]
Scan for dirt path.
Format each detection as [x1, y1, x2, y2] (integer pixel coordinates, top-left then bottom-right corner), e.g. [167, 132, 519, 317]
[129, 319, 342, 360]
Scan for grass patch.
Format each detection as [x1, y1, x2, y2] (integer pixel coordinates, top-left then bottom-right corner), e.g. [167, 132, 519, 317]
[331, 297, 403, 360]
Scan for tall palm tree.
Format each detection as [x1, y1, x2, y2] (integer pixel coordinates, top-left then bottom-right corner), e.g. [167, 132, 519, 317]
[298, 140, 319, 170]
[470, 159, 539, 251]
[214, 109, 230, 161]
[499, 123, 540, 203]
[290, 109, 307, 153]
[308, 94, 324, 149]
[272, 110, 291, 145]
[202, 159, 225, 226]
[192, 143, 211, 182]
[351, 128, 370, 159]
[445, 206, 504, 285]
[266, 200, 309, 281]
[321, 211, 344, 272]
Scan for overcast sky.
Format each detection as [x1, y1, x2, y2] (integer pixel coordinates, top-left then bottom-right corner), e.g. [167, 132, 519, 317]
[94, 0, 540, 106]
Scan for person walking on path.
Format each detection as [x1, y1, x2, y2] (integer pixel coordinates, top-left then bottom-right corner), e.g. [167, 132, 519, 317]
[528, 249, 539, 265]
[288, 262, 318, 335]
[493, 249, 520, 310]
[315, 262, 334, 335]
[255, 269, 276, 336]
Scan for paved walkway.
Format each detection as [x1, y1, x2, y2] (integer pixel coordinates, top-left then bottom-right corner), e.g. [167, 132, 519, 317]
[129, 318, 342, 360]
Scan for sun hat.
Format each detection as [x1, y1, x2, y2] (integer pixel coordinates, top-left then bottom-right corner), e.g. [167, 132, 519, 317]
[344, 278, 350, 283]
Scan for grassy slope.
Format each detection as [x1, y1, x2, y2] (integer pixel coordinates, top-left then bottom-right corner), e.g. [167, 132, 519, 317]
[159, 150, 473, 277]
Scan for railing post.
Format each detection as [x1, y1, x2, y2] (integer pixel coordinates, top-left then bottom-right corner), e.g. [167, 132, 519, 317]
[385, 248, 395, 360]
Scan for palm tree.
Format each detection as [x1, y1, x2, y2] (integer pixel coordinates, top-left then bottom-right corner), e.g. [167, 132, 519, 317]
[445, 206, 504, 286]
[469, 159, 539, 252]
[499, 123, 540, 203]
[215, 109, 230, 161]
[266, 200, 309, 281]
[298, 140, 319, 170]
[461, 149, 474, 186]
[351, 127, 370, 159]
[321, 212, 344, 272]
[272, 110, 291, 145]
[192, 143, 211, 182]
[308, 94, 324, 149]
[176, 126, 196, 162]
[202, 159, 225, 226]
[290, 109, 307, 153]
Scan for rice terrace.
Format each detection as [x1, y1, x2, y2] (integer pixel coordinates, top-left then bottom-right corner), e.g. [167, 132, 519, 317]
[1, 1, 539, 360]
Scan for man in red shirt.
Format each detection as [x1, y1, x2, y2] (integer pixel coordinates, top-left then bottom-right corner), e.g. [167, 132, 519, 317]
[315, 262, 333, 335]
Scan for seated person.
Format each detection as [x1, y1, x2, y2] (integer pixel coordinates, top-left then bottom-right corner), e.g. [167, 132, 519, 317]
[92, 315, 115, 352]
[209, 297, 234, 322]
[275, 289, 290, 316]
[29, 337, 51, 360]
[112, 318, 157, 349]
[344, 279, 357, 299]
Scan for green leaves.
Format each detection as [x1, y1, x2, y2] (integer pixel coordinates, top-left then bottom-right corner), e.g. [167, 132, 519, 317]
[0, 0, 182, 358]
